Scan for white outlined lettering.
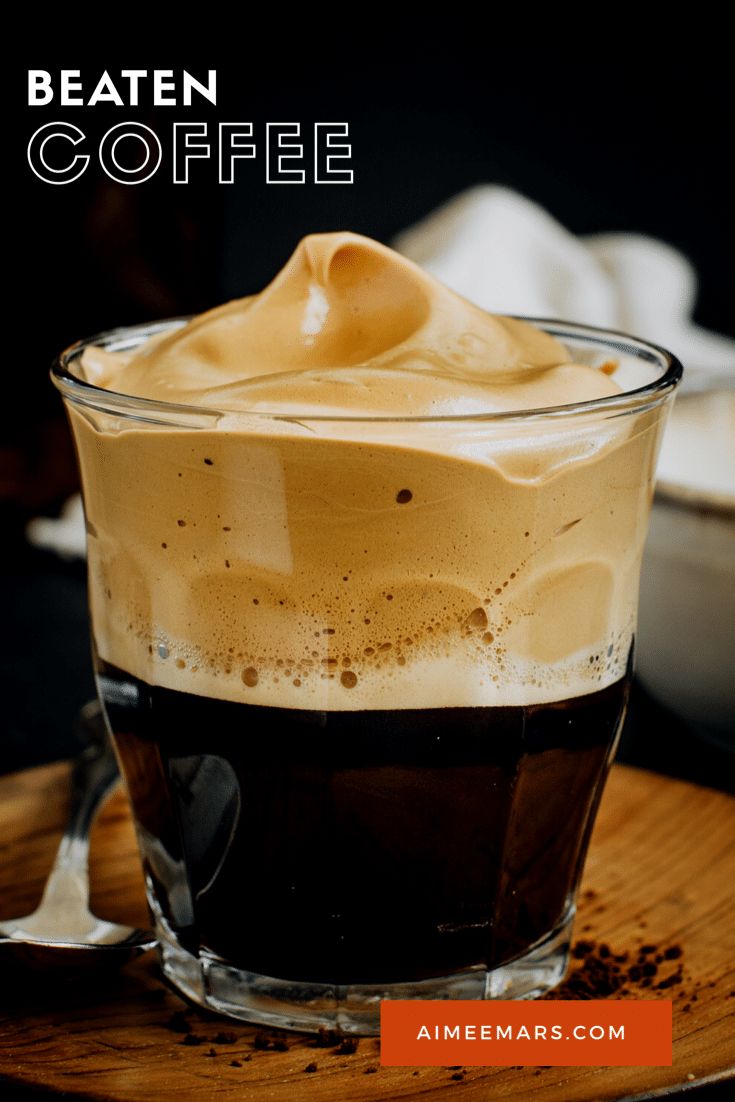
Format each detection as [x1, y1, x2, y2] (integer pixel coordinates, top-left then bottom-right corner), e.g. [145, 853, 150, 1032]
[266, 123, 305, 184]
[99, 123, 162, 185]
[219, 123, 256, 184]
[314, 123, 353, 183]
[27, 122, 89, 184]
[173, 123, 211, 184]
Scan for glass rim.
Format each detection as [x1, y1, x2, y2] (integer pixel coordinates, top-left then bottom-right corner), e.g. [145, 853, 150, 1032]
[51, 316, 683, 425]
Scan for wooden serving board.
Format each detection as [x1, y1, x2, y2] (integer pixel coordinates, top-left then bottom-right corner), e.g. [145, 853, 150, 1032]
[0, 762, 733, 1101]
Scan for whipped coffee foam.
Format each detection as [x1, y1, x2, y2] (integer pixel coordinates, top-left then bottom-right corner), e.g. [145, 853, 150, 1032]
[69, 233, 667, 709]
[83, 232, 620, 416]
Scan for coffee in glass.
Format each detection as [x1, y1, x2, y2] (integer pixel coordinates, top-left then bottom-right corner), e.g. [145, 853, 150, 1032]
[53, 233, 680, 1032]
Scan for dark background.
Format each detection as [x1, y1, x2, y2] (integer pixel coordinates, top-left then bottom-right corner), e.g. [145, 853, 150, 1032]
[3, 44, 734, 775]
[0, 42, 733, 1102]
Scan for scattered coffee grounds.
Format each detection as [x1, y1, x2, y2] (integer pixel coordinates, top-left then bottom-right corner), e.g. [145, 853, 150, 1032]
[230, 1060, 242, 1068]
[548, 937, 685, 999]
[164, 1011, 191, 1034]
[364, 1066, 378, 1074]
[247, 1030, 289, 1051]
[212, 1031, 237, 1045]
[450, 1072, 465, 1080]
[337, 1037, 359, 1055]
[655, 971, 684, 990]
[304, 1062, 318, 1073]
[206, 1048, 217, 1058]
[181, 1033, 206, 1047]
[313, 1027, 342, 1047]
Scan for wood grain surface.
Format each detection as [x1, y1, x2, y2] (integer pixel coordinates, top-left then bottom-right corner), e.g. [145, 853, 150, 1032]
[0, 761, 733, 1101]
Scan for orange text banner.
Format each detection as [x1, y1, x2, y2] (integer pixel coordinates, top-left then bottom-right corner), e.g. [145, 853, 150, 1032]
[380, 1000, 672, 1067]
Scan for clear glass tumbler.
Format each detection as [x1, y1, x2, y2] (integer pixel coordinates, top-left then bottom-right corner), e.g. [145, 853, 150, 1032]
[53, 319, 680, 1033]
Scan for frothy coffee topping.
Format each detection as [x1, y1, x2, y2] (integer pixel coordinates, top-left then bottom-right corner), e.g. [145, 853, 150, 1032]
[82, 232, 619, 415]
[71, 233, 666, 710]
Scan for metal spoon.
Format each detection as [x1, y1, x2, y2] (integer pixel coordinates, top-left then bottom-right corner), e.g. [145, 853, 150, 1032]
[0, 700, 156, 966]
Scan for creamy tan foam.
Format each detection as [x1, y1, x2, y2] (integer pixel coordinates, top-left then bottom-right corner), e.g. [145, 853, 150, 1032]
[69, 232, 667, 709]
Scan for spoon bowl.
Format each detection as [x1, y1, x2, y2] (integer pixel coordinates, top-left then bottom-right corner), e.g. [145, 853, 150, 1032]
[0, 702, 156, 968]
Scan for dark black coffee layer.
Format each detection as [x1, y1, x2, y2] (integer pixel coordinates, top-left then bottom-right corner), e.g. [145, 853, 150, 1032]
[99, 660, 628, 985]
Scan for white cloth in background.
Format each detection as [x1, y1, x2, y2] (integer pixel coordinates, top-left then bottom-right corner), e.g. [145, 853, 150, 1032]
[394, 185, 735, 383]
[26, 493, 86, 560]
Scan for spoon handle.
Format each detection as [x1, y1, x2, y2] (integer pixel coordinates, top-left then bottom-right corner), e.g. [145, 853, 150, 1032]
[38, 703, 119, 906]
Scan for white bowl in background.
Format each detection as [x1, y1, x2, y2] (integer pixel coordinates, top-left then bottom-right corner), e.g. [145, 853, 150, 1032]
[637, 387, 735, 741]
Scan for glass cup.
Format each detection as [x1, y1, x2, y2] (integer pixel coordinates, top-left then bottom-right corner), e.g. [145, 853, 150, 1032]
[53, 319, 680, 1034]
